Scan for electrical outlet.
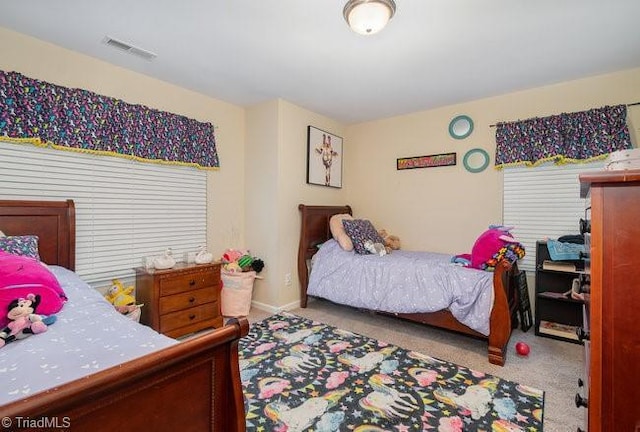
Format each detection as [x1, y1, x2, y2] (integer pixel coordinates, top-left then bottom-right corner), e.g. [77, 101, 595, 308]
[284, 272, 292, 286]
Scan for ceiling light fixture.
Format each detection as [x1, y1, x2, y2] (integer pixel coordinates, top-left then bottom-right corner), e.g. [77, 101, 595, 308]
[343, 0, 396, 35]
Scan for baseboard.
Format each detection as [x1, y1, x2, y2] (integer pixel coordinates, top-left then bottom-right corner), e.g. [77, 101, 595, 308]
[250, 299, 301, 314]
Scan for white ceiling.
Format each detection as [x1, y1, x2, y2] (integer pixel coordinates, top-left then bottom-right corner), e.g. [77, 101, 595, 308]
[1, 0, 639, 124]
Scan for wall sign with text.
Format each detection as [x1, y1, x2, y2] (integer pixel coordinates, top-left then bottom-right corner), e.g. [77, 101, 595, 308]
[397, 152, 457, 170]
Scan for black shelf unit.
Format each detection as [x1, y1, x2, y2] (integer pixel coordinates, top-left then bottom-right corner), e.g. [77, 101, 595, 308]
[534, 240, 585, 344]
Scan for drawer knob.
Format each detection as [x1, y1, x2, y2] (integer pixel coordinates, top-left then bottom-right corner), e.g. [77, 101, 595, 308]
[189, 280, 196, 286]
[576, 328, 590, 342]
[189, 296, 196, 303]
[189, 314, 196, 320]
[575, 393, 588, 408]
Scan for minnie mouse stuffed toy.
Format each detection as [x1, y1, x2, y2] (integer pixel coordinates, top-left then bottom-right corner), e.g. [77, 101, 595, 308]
[0, 293, 56, 348]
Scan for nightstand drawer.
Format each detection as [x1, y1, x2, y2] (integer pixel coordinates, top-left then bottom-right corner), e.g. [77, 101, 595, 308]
[159, 302, 218, 334]
[159, 287, 217, 315]
[159, 269, 219, 296]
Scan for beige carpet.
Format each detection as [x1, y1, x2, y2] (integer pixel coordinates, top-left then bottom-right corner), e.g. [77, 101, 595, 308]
[246, 298, 584, 432]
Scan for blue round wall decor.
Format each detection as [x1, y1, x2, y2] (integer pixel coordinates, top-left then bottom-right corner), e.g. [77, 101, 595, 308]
[463, 148, 490, 173]
[448, 115, 474, 140]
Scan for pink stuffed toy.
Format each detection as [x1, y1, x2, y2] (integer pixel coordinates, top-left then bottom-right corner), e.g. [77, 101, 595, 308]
[0, 293, 55, 348]
[455, 226, 525, 271]
[221, 249, 244, 264]
[0, 251, 67, 328]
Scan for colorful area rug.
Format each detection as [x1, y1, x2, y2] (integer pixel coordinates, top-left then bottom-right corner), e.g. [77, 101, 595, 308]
[239, 312, 544, 431]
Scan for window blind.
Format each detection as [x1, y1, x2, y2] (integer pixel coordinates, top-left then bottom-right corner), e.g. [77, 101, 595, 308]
[0, 141, 206, 288]
[503, 161, 602, 272]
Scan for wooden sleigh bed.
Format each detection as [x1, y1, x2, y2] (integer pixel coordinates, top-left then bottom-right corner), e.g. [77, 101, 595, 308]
[0, 200, 247, 432]
[297, 204, 519, 366]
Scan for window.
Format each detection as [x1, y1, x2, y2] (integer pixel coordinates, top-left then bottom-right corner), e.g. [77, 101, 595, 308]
[503, 161, 602, 271]
[0, 141, 206, 288]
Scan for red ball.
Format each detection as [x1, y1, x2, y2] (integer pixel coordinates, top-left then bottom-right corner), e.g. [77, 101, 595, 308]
[515, 341, 530, 356]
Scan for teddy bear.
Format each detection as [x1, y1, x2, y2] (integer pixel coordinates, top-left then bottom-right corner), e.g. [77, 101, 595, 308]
[378, 229, 401, 254]
[0, 293, 55, 348]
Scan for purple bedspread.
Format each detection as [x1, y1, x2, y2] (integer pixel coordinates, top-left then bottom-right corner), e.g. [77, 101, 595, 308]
[308, 239, 495, 335]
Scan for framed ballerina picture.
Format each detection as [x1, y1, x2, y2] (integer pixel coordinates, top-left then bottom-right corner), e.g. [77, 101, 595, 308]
[306, 126, 343, 188]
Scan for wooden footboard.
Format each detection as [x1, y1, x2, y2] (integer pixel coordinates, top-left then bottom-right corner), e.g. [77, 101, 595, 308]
[382, 259, 516, 366]
[297, 204, 518, 366]
[0, 199, 249, 431]
[1, 318, 249, 432]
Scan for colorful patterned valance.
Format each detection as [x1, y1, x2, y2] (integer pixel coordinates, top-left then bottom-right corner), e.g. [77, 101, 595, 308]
[0, 70, 219, 169]
[495, 105, 631, 168]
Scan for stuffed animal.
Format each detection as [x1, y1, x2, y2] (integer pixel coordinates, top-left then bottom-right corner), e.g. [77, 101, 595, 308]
[0, 293, 55, 348]
[250, 259, 265, 273]
[221, 249, 245, 264]
[364, 239, 387, 257]
[235, 254, 253, 271]
[104, 280, 144, 318]
[454, 225, 525, 271]
[378, 229, 401, 254]
[224, 261, 243, 273]
[220, 249, 265, 274]
[105, 279, 136, 308]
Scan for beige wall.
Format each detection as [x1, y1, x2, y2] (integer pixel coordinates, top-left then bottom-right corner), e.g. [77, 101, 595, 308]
[277, 100, 347, 307]
[246, 99, 347, 310]
[0, 27, 246, 260]
[345, 68, 640, 257]
[245, 100, 280, 306]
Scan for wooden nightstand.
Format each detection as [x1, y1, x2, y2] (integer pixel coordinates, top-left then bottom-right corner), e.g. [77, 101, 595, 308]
[135, 262, 223, 338]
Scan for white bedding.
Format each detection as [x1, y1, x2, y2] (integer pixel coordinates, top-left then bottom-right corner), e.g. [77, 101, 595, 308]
[0, 266, 176, 405]
[308, 239, 495, 335]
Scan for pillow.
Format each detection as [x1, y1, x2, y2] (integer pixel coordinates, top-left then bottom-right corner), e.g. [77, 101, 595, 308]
[0, 235, 40, 260]
[0, 250, 66, 327]
[329, 214, 354, 251]
[0, 230, 5, 237]
[342, 219, 384, 255]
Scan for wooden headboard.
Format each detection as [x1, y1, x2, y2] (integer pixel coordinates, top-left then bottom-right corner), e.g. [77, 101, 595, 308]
[0, 199, 76, 271]
[297, 204, 352, 307]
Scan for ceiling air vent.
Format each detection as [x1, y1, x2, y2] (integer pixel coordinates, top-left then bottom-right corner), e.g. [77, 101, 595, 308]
[103, 36, 157, 61]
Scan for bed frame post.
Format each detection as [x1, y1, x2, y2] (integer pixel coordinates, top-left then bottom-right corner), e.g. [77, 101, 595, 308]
[298, 206, 310, 308]
[487, 259, 514, 366]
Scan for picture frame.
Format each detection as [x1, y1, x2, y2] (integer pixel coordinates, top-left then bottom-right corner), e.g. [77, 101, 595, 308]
[397, 152, 457, 170]
[307, 126, 343, 188]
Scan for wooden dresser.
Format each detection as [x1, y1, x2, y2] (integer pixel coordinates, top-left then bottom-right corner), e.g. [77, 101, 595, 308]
[578, 169, 640, 431]
[135, 262, 223, 338]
